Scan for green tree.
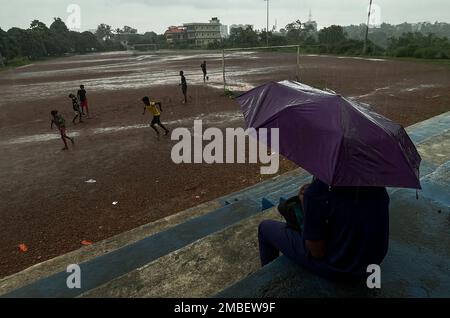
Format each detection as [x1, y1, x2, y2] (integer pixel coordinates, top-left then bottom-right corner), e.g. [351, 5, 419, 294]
[228, 26, 259, 48]
[318, 25, 346, 45]
[95, 24, 113, 40]
[50, 17, 69, 33]
[48, 18, 71, 55]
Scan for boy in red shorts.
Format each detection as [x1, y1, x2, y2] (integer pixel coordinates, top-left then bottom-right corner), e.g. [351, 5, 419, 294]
[77, 85, 90, 117]
[50, 110, 74, 150]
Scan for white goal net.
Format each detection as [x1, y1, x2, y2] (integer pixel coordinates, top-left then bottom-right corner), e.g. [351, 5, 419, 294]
[221, 45, 301, 93]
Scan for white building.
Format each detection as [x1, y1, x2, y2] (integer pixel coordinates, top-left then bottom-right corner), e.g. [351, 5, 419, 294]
[183, 17, 223, 47]
[221, 25, 229, 38]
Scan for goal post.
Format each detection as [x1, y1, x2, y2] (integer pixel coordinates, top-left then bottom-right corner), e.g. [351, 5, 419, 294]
[221, 45, 301, 93]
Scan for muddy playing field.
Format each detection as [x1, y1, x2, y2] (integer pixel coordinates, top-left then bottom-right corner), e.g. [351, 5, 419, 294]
[0, 50, 449, 277]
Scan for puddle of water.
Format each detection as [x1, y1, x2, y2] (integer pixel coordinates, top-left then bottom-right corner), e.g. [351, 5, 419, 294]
[0, 50, 296, 109]
[1, 111, 244, 146]
[402, 84, 438, 93]
[1, 62, 285, 104]
[16, 64, 35, 69]
[337, 56, 387, 62]
[350, 86, 392, 100]
[92, 111, 244, 135]
[1, 132, 80, 145]
[93, 124, 148, 134]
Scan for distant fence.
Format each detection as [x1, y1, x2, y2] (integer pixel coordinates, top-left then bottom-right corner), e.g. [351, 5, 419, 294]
[132, 44, 159, 52]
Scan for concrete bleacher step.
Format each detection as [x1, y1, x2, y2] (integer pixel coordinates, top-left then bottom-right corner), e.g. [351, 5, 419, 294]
[219, 170, 310, 205]
[1, 199, 262, 298]
[80, 207, 283, 298]
[226, 175, 311, 209]
[406, 111, 450, 145]
[420, 161, 450, 207]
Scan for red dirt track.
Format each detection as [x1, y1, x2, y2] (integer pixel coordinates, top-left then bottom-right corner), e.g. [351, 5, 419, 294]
[0, 50, 449, 277]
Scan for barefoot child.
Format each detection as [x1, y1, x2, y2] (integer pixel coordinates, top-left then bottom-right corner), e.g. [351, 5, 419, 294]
[77, 85, 89, 117]
[69, 93, 83, 124]
[50, 110, 74, 150]
[201, 61, 208, 82]
[179, 71, 188, 104]
[142, 96, 170, 137]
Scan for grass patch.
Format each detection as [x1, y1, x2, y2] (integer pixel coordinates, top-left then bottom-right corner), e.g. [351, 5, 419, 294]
[0, 57, 32, 71]
[224, 88, 239, 99]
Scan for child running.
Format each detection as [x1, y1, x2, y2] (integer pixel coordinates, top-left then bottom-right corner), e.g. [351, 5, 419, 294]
[50, 110, 74, 150]
[142, 96, 169, 138]
[69, 93, 83, 124]
[179, 70, 188, 104]
[200, 61, 208, 82]
[77, 85, 90, 117]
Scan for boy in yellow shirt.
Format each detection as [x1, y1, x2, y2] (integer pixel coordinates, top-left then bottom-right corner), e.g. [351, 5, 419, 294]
[142, 96, 169, 137]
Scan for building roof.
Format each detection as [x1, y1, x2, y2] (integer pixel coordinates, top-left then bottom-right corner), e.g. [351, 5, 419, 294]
[165, 26, 186, 34]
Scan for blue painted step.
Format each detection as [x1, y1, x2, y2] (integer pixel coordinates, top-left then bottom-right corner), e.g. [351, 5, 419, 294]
[222, 172, 311, 205]
[420, 160, 450, 207]
[407, 112, 450, 144]
[221, 175, 299, 205]
[2, 199, 261, 298]
[260, 175, 313, 210]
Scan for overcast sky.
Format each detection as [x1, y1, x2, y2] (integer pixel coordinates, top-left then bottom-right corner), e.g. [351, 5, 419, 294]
[1, 0, 449, 34]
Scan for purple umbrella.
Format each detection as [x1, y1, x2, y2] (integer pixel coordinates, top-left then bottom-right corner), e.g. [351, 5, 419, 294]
[237, 81, 421, 189]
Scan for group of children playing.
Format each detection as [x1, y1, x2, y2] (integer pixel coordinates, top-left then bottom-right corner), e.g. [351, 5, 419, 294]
[50, 61, 209, 150]
[50, 85, 89, 150]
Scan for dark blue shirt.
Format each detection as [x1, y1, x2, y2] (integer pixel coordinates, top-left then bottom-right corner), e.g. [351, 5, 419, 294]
[302, 178, 390, 280]
[77, 88, 87, 101]
[181, 75, 187, 87]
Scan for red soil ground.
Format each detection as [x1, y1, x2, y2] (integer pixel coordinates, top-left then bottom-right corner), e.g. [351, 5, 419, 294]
[0, 51, 449, 278]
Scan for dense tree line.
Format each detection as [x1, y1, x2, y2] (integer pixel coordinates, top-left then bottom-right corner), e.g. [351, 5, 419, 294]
[2, 18, 450, 68]
[0, 18, 124, 67]
[208, 24, 382, 56]
[344, 22, 450, 48]
[208, 21, 450, 60]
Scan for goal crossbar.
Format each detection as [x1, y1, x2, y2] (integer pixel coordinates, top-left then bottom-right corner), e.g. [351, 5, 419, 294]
[223, 45, 300, 52]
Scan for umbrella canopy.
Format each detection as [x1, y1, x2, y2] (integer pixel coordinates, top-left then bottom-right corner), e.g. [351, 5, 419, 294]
[237, 81, 422, 189]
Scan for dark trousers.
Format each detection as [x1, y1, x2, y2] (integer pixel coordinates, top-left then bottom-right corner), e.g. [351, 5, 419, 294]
[182, 85, 187, 102]
[258, 220, 308, 267]
[258, 220, 366, 282]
